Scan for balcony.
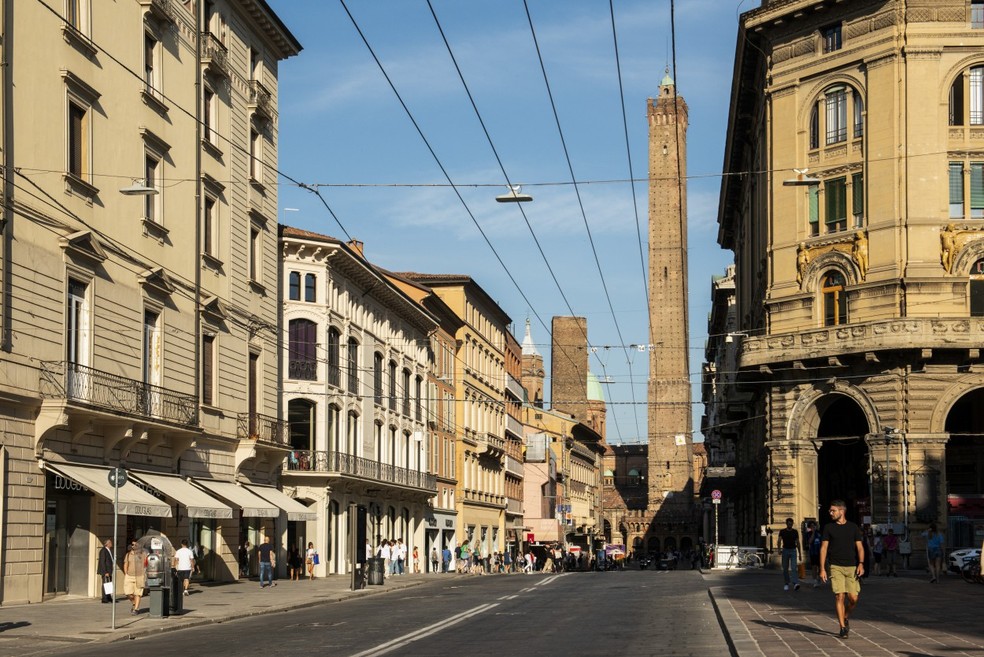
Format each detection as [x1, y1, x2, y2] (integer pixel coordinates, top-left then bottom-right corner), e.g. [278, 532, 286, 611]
[284, 450, 436, 492]
[247, 79, 273, 120]
[505, 372, 524, 400]
[40, 361, 197, 426]
[505, 413, 523, 440]
[35, 361, 199, 458]
[480, 432, 506, 458]
[505, 454, 523, 477]
[506, 497, 523, 515]
[200, 32, 229, 78]
[237, 412, 288, 446]
[138, 0, 175, 24]
[288, 359, 317, 381]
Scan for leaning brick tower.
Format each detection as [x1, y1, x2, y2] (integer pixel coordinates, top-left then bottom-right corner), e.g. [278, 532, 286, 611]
[647, 70, 695, 546]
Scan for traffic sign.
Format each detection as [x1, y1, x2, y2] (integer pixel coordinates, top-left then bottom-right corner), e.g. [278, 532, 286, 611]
[711, 489, 722, 500]
[108, 467, 127, 488]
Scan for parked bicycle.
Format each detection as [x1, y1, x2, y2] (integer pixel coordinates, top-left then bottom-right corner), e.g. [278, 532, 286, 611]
[724, 547, 763, 568]
[960, 555, 982, 584]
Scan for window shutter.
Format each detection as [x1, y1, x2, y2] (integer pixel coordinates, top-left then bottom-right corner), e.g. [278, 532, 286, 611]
[809, 184, 819, 226]
[202, 335, 214, 405]
[972, 163, 984, 213]
[852, 173, 864, 218]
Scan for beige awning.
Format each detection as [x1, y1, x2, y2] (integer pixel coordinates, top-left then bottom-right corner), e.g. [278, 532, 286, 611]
[192, 480, 278, 518]
[244, 485, 317, 521]
[45, 462, 172, 517]
[129, 472, 233, 519]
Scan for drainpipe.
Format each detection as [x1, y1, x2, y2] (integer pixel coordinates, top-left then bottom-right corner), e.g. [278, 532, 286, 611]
[1, 0, 12, 352]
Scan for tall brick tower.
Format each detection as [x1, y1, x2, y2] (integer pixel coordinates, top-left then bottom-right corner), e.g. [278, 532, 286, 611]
[550, 316, 589, 425]
[647, 71, 695, 546]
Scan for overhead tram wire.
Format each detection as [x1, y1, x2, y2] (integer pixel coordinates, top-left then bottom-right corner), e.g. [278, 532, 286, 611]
[608, 0, 650, 313]
[338, 0, 570, 418]
[521, 0, 640, 440]
[424, 1, 621, 441]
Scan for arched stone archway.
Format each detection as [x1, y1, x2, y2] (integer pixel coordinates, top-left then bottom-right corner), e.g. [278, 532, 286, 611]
[944, 388, 984, 546]
[647, 536, 660, 554]
[816, 394, 871, 525]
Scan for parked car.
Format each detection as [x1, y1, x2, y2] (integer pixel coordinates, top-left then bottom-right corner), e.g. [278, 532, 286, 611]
[948, 548, 980, 573]
[656, 555, 678, 570]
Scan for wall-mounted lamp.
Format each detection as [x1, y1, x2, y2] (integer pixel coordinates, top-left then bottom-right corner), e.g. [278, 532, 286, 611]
[495, 185, 533, 203]
[119, 179, 158, 196]
[782, 168, 821, 187]
[724, 331, 747, 344]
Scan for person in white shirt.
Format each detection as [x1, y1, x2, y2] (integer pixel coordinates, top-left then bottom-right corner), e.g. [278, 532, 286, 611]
[379, 540, 392, 578]
[172, 539, 196, 596]
[305, 542, 318, 580]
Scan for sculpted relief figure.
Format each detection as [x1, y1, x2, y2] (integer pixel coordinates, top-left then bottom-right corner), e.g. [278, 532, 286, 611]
[941, 223, 956, 273]
[852, 231, 868, 280]
[796, 242, 810, 285]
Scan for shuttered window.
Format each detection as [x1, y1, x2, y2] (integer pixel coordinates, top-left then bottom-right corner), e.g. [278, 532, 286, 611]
[972, 162, 984, 217]
[825, 177, 847, 232]
[852, 173, 864, 227]
[950, 163, 965, 217]
[68, 102, 86, 177]
[808, 184, 819, 235]
[202, 334, 214, 405]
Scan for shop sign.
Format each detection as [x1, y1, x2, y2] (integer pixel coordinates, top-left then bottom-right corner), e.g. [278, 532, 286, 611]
[49, 473, 88, 493]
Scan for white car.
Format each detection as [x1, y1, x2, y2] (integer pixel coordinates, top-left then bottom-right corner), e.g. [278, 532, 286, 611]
[948, 548, 980, 573]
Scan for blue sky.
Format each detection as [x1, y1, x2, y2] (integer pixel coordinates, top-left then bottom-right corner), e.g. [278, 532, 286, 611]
[270, 0, 741, 444]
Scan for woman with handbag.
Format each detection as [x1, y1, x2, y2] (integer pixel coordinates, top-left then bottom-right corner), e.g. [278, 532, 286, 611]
[306, 541, 318, 580]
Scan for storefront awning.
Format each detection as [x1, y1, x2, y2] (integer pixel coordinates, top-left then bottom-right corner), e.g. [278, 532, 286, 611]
[130, 472, 233, 519]
[244, 484, 317, 521]
[45, 462, 172, 517]
[192, 480, 278, 518]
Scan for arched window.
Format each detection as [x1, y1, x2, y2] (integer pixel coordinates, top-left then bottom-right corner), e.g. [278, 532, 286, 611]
[304, 273, 316, 302]
[971, 258, 984, 316]
[821, 271, 847, 326]
[287, 398, 315, 456]
[327, 403, 340, 453]
[388, 360, 397, 411]
[288, 319, 317, 380]
[347, 338, 360, 394]
[627, 468, 641, 487]
[288, 271, 300, 301]
[373, 353, 383, 405]
[327, 327, 341, 387]
[402, 368, 411, 416]
[808, 84, 864, 149]
[949, 66, 984, 126]
[347, 411, 359, 455]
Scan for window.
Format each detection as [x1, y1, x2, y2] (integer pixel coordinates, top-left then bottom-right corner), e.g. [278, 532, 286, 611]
[809, 104, 819, 150]
[853, 91, 864, 138]
[402, 368, 411, 416]
[327, 404, 340, 453]
[304, 273, 316, 302]
[249, 225, 261, 282]
[821, 24, 842, 53]
[66, 278, 90, 368]
[203, 86, 216, 145]
[347, 338, 359, 394]
[808, 184, 820, 236]
[249, 129, 261, 182]
[388, 360, 397, 411]
[327, 327, 341, 388]
[971, 259, 984, 316]
[249, 46, 261, 81]
[974, 0, 984, 29]
[852, 172, 864, 228]
[202, 333, 215, 406]
[144, 153, 161, 223]
[949, 161, 984, 218]
[288, 271, 301, 301]
[373, 353, 383, 405]
[821, 271, 847, 326]
[825, 177, 847, 233]
[144, 33, 160, 96]
[66, 0, 88, 34]
[825, 87, 847, 145]
[203, 197, 217, 257]
[347, 411, 359, 454]
[415, 375, 423, 421]
[67, 100, 88, 179]
[951, 67, 984, 126]
[288, 399, 316, 453]
[288, 318, 317, 380]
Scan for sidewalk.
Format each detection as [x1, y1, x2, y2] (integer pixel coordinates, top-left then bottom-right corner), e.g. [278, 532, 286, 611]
[0, 572, 437, 654]
[707, 566, 984, 656]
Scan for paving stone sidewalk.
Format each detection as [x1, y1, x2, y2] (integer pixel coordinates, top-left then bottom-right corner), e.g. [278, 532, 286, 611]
[707, 567, 984, 657]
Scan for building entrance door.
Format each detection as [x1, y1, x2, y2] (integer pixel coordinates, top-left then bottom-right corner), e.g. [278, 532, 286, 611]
[45, 474, 92, 597]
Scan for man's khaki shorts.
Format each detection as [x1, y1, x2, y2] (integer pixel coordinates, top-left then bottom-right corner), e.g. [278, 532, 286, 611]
[123, 575, 145, 596]
[829, 564, 860, 595]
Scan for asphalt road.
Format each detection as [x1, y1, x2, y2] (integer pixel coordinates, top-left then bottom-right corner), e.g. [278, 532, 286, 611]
[38, 570, 732, 657]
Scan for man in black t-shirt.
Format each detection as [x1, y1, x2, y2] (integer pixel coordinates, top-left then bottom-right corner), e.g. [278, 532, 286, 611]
[777, 518, 801, 591]
[257, 537, 276, 589]
[819, 500, 864, 639]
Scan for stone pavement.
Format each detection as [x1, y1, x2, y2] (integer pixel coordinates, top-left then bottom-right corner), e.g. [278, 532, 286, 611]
[707, 566, 984, 656]
[0, 572, 434, 655]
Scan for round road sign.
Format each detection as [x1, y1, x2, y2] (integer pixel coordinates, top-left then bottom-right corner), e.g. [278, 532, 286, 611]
[108, 467, 128, 488]
[711, 489, 722, 500]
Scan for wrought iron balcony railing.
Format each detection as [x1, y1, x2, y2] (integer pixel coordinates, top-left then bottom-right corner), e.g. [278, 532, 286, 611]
[40, 361, 197, 426]
[284, 450, 436, 491]
[200, 32, 229, 77]
[288, 359, 317, 380]
[247, 79, 273, 118]
[237, 412, 289, 446]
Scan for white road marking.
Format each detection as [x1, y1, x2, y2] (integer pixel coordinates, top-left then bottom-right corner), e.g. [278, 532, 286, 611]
[347, 603, 500, 657]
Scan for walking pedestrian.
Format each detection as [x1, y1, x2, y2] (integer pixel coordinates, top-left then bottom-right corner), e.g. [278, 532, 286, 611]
[258, 536, 276, 588]
[288, 544, 302, 581]
[172, 538, 196, 596]
[431, 547, 439, 573]
[412, 545, 419, 573]
[819, 500, 864, 639]
[442, 545, 452, 573]
[122, 540, 147, 615]
[97, 538, 114, 603]
[882, 527, 899, 576]
[239, 541, 251, 578]
[925, 522, 945, 583]
[778, 518, 801, 591]
[806, 520, 822, 587]
[305, 541, 318, 580]
[871, 530, 883, 576]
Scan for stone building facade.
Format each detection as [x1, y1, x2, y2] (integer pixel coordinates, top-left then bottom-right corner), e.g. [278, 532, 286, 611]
[713, 0, 984, 556]
[0, 0, 299, 604]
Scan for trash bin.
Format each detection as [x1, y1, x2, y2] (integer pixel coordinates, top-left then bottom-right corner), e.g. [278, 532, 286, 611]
[170, 570, 183, 614]
[367, 557, 385, 585]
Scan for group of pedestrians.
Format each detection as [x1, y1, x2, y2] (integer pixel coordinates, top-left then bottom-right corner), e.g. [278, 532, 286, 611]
[375, 538, 410, 577]
[95, 536, 198, 615]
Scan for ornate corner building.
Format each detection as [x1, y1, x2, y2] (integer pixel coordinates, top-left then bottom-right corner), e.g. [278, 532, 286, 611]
[709, 0, 984, 556]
